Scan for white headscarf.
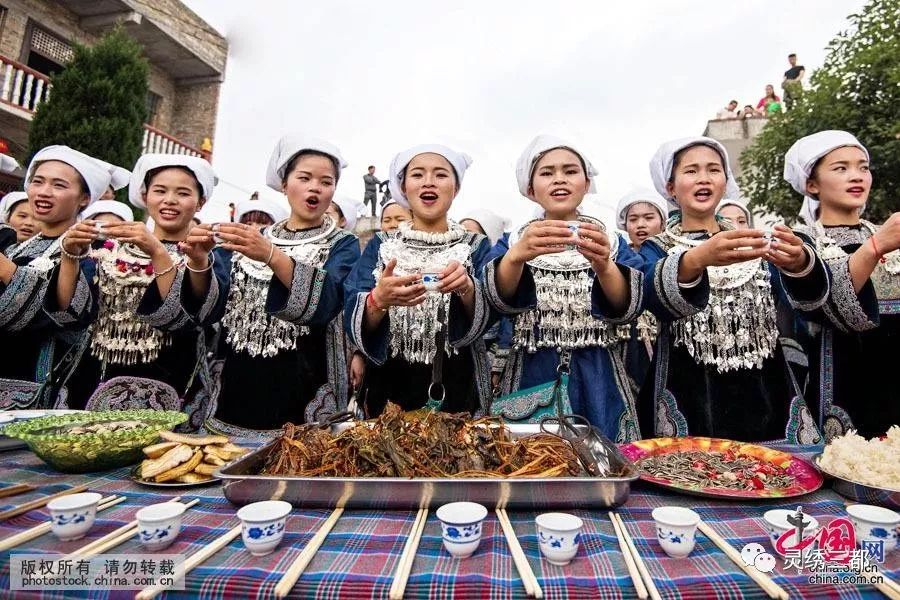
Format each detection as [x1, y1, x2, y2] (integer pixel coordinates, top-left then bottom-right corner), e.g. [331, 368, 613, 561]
[615, 187, 668, 230]
[80, 199, 134, 223]
[233, 196, 290, 224]
[1, 154, 20, 174]
[716, 198, 754, 227]
[331, 195, 363, 230]
[265, 134, 347, 192]
[387, 144, 473, 209]
[460, 208, 511, 246]
[93, 158, 131, 191]
[515, 135, 598, 200]
[0, 191, 28, 223]
[128, 154, 217, 209]
[26, 145, 113, 205]
[783, 130, 869, 225]
[649, 136, 741, 204]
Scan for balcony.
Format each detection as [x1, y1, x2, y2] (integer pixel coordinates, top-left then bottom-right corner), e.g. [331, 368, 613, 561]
[0, 54, 206, 161]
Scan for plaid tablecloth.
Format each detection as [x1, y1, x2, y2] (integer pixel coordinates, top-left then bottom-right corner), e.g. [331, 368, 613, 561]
[0, 442, 897, 599]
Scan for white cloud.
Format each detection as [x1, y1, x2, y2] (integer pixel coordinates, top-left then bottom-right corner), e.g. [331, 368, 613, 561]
[185, 0, 866, 226]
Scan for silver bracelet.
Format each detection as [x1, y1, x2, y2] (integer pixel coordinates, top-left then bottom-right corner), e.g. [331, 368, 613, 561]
[779, 245, 816, 278]
[152, 259, 181, 279]
[59, 236, 89, 261]
[185, 252, 215, 273]
[678, 272, 704, 289]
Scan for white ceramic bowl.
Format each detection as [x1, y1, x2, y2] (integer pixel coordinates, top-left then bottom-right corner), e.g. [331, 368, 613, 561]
[536, 512, 583, 566]
[237, 500, 292, 557]
[0, 414, 15, 425]
[651, 506, 700, 558]
[762, 509, 820, 558]
[421, 273, 442, 291]
[846, 504, 900, 554]
[136, 502, 187, 551]
[47, 492, 103, 541]
[436, 502, 487, 559]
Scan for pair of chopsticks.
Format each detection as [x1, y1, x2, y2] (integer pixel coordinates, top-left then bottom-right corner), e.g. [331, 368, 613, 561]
[273, 507, 344, 597]
[64, 497, 200, 561]
[136, 523, 243, 600]
[389, 507, 428, 600]
[0, 483, 36, 500]
[0, 494, 127, 552]
[697, 521, 789, 600]
[610, 511, 661, 600]
[0, 483, 89, 521]
[496, 508, 543, 598]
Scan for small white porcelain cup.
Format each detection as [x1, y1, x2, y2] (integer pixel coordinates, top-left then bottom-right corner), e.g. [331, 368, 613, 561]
[846, 504, 900, 554]
[536, 512, 583, 566]
[47, 492, 103, 541]
[237, 500, 292, 556]
[762, 509, 820, 558]
[436, 502, 487, 559]
[136, 501, 187, 551]
[421, 273, 442, 291]
[651, 507, 700, 558]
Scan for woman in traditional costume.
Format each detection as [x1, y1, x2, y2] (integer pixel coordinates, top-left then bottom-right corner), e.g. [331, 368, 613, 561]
[485, 135, 644, 441]
[0, 146, 109, 406]
[62, 155, 224, 426]
[344, 144, 492, 417]
[784, 130, 900, 439]
[206, 135, 360, 434]
[638, 136, 828, 442]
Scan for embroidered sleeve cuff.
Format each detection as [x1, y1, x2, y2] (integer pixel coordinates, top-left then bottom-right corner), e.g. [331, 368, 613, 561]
[44, 268, 93, 328]
[656, 248, 709, 319]
[267, 260, 326, 324]
[449, 278, 490, 347]
[484, 257, 537, 315]
[780, 245, 829, 312]
[348, 290, 389, 365]
[138, 268, 191, 330]
[0, 266, 47, 329]
[822, 255, 878, 332]
[591, 264, 643, 324]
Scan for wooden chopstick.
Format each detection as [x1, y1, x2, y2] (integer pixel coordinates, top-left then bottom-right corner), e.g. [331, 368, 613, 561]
[697, 521, 789, 600]
[611, 512, 661, 600]
[609, 512, 648, 599]
[73, 499, 200, 560]
[0, 484, 36, 499]
[874, 580, 900, 600]
[0, 484, 89, 521]
[388, 508, 428, 600]
[0, 495, 126, 552]
[274, 507, 344, 598]
[496, 508, 543, 599]
[65, 496, 184, 560]
[135, 523, 242, 600]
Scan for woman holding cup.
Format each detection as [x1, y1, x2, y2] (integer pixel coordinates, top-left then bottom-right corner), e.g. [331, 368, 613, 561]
[344, 144, 492, 416]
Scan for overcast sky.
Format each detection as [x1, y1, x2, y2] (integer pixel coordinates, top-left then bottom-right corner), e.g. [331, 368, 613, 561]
[184, 0, 865, 226]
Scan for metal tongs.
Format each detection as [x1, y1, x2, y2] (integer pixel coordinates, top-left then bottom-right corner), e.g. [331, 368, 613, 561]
[539, 413, 615, 477]
[316, 411, 355, 430]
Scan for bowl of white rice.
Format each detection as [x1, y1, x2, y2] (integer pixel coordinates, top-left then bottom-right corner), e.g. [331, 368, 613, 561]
[815, 426, 900, 510]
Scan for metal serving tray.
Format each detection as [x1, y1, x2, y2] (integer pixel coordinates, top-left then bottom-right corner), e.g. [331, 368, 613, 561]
[217, 423, 639, 510]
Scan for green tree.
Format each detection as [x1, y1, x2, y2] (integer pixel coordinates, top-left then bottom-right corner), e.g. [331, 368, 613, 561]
[740, 0, 900, 224]
[27, 29, 149, 196]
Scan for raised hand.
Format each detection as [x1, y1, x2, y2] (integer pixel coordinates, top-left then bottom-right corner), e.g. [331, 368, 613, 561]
[507, 220, 577, 264]
[372, 258, 426, 308]
[437, 260, 473, 296]
[765, 225, 810, 273]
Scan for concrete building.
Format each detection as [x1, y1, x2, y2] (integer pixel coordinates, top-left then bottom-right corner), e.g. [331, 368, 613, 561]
[703, 115, 768, 181]
[0, 0, 226, 191]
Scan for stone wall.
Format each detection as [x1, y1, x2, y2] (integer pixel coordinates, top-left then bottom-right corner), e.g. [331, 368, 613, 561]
[126, 0, 226, 73]
[171, 80, 219, 150]
[0, 0, 96, 61]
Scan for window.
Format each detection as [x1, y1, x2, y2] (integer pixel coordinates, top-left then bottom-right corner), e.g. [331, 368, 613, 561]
[26, 25, 72, 76]
[146, 91, 162, 126]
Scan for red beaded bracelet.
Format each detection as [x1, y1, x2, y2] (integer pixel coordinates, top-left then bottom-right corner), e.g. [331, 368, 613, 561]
[366, 290, 387, 312]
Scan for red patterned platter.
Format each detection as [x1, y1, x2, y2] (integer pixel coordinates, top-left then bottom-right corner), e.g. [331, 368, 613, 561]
[619, 437, 823, 500]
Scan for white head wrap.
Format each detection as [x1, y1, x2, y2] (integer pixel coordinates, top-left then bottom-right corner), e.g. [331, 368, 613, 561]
[783, 130, 869, 225]
[387, 144, 473, 209]
[80, 199, 134, 223]
[331, 195, 363, 230]
[460, 208, 511, 246]
[515, 135, 598, 200]
[0, 191, 28, 223]
[233, 196, 290, 225]
[26, 145, 113, 205]
[716, 198, 754, 227]
[265, 134, 347, 192]
[92, 158, 131, 191]
[649, 136, 740, 204]
[128, 154, 217, 209]
[1, 154, 20, 174]
[615, 187, 668, 230]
